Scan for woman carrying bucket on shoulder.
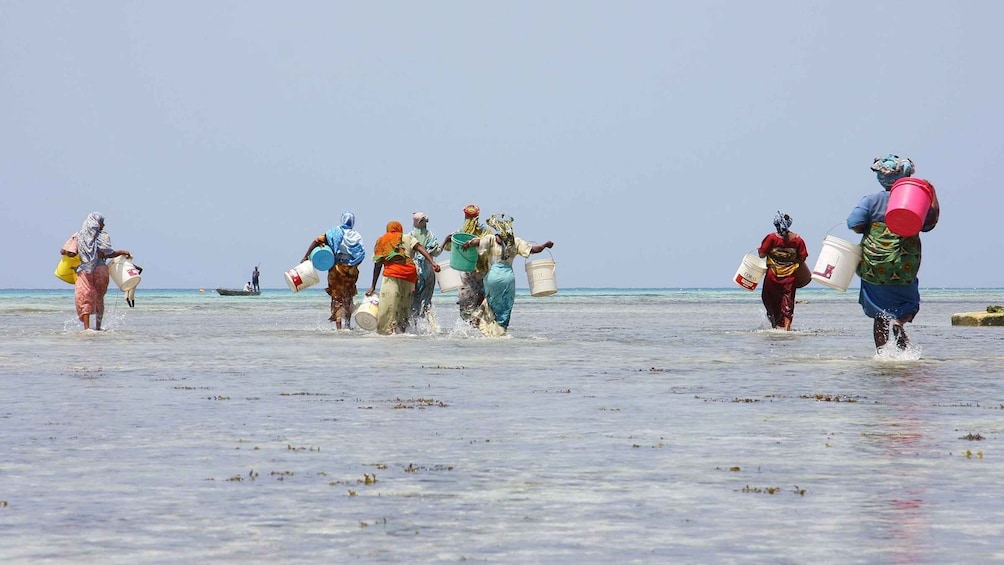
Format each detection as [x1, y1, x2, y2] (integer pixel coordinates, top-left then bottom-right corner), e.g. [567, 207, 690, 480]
[366, 221, 440, 335]
[302, 212, 366, 329]
[758, 212, 809, 331]
[848, 154, 940, 351]
[460, 213, 553, 336]
[67, 212, 132, 331]
[443, 204, 493, 326]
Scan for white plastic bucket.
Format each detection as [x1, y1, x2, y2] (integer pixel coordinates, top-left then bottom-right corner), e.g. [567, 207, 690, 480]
[733, 253, 766, 291]
[108, 256, 142, 291]
[435, 264, 463, 293]
[810, 235, 862, 291]
[354, 296, 379, 331]
[525, 258, 557, 297]
[284, 260, 320, 292]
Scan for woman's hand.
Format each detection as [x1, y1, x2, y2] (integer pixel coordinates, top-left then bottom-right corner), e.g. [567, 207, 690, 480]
[365, 288, 375, 296]
[431, 262, 441, 273]
[462, 238, 479, 250]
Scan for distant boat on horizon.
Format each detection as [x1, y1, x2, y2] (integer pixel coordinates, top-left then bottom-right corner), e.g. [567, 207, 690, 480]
[216, 288, 260, 296]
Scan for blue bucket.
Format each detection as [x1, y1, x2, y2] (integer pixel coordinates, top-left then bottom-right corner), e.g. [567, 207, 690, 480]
[310, 246, 335, 271]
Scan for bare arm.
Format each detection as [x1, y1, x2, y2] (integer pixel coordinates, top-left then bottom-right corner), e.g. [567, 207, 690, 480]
[365, 261, 383, 296]
[302, 238, 323, 262]
[529, 241, 554, 255]
[414, 244, 441, 272]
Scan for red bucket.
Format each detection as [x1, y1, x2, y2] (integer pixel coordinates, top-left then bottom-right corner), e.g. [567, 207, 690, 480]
[885, 178, 933, 237]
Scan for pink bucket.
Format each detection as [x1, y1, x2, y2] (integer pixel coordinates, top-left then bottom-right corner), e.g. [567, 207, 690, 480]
[885, 178, 933, 237]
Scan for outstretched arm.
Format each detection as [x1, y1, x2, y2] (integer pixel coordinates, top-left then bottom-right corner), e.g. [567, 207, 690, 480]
[529, 241, 554, 255]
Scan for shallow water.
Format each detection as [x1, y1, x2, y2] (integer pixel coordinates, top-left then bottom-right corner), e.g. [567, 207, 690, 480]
[2, 287, 1004, 563]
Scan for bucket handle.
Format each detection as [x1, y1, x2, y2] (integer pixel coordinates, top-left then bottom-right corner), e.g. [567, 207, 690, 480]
[528, 244, 555, 266]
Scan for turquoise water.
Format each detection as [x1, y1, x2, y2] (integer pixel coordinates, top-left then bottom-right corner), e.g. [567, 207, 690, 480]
[2, 287, 1003, 563]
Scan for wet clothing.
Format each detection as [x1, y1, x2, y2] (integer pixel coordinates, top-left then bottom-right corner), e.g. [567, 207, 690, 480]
[373, 223, 422, 334]
[758, 232, 808, 329]
[75, 265, 110, 323]
[410, 226, 441, 320]
[326, 264, 359, 323]
[847, 189, 938, 320]
[479, 234, 533, 332]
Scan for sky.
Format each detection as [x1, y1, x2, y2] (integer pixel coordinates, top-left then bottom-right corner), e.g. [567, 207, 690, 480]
[2, 1, 1001, 289]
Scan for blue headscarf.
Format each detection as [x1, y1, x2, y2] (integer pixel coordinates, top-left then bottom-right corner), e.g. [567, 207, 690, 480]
[871, 154, 915, 189]
[773, 211, 792, 238]
[326, 212, 366, 266]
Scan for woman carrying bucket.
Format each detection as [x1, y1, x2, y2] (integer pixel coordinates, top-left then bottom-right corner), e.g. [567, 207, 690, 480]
[365, 221, 440, 335]
[302, 212, 366, 329]
[758, 212, 809, 331]
[847, 154, 940, 351]
[443, 204, 494, 326]
[460, 213, 553, 336]
[65, 212, 132, 331]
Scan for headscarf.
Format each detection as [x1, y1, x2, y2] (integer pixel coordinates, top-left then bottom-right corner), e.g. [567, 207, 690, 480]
[76, 212, 109, 273]
[411, 212, 439, 254]
[486, 213, 517, 261]
[870, 154, 915, 189]
[461, 204, 488, 236]
[326, 211, 365, 266]
[773, 211, 792, 238]
[374, 221, 406, 261]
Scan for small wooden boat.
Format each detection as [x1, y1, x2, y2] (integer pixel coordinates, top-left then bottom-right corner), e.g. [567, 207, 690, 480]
[216, 288, 261, 296]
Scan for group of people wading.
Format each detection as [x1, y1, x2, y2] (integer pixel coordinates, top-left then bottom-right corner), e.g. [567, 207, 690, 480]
[756, 153, 940, 352]
[302, 204, 553, 336]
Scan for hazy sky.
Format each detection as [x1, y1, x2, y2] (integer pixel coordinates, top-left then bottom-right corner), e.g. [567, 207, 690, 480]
[2, 1, 1000, 289]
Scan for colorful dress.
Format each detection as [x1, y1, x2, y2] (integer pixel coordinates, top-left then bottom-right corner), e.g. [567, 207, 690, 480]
[478, 234, 533, 334]
[847, 190, 938, 320]
[73, 213, 114, 325]
[758, 232, 808, 328]
[410, 226, 442, 321]
[373, 223, 420, 334]
[317, 213, 365, 324]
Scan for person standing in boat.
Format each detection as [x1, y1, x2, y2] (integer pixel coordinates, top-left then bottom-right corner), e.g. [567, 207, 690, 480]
[252, 265, 260, 293]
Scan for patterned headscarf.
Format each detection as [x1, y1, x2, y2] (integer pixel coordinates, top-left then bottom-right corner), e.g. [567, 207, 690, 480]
[461, 204, 487, 236]
[870, 154, 915, 189]
[374, 221, 405, 260]
[76, 212, 107, 272]
[773, 211, 792, 238]
[486, 213, 516, 260]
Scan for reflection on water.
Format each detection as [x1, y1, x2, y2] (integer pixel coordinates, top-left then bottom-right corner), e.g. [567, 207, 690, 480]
[1, 289, 1003, 563]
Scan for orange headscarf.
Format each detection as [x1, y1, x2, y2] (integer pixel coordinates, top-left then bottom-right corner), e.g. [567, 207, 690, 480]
[374, 221, 405, 260]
